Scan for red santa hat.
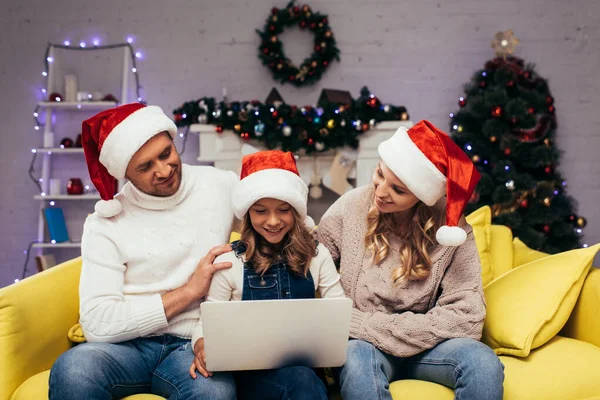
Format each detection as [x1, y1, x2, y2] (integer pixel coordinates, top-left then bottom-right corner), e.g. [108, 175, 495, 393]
[81, 103, 177, 218]
[233, 150, 313, 228]
[378, 120, 481, 246]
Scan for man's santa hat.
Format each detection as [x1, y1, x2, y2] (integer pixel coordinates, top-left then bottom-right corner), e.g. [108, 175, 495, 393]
[81, 103, 177, 218]
[378, 120, 480, 246]
[233, 150, 314, 228]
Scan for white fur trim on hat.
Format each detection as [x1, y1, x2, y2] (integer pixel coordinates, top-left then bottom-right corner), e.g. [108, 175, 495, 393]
[233, 169, 308, 220]
[95, 198, 123, 218]
[99, 106, 177, 179]
[378, 127, 446, 206]
[436, 225, 467, 246]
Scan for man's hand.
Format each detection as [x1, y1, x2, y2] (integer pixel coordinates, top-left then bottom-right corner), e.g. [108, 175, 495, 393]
[189, 338, 212, 379]
[162, 244, 233, 321]
[184, 244, 233, 300]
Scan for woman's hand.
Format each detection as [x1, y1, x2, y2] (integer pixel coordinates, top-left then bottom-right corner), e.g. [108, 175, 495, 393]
[189, 338, 212, 379]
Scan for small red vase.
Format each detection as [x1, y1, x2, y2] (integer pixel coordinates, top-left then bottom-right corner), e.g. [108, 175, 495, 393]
[67, 178, 84, 195]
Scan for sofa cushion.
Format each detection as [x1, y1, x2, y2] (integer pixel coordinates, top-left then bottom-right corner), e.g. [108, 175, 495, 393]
[482, 244, 599, 356]
[11, 370, 166, 400]
[500, 335, 600, 400]
[390, 379, 453, 399]
[487, 225, 514, 281]
[465, 206, 494, 286]
[512, 237, 548, 267]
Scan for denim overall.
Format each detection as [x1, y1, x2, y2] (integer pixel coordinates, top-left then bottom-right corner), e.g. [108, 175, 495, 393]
[230, 240, 328, 400]
[231, 240, 316, 301]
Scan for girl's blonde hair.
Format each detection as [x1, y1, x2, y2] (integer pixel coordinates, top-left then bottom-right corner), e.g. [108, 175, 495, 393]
[365, 192, 442, 284]
[240, 207, 316, 276]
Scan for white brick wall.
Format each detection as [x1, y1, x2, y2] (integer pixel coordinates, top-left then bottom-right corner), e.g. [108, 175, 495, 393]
[1, 0, 599, 286]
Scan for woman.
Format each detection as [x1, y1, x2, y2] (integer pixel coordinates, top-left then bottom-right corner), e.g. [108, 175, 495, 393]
[317, 120, 504, 400]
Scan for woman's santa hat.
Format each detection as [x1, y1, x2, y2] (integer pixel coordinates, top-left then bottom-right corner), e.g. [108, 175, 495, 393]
[81, 103, 177, 218]
[378, 120, 480, 246]
[233, 150, 314, 228]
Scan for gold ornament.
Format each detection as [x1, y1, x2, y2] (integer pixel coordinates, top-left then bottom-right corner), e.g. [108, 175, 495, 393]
[326, 119, 336, 129]
[457, 125, 464, 133]
[305, 11, 312, 17]
[271, 35, 278, 43]
[543, 197, 551, 206]
[324, 30, 332, 38]
[544, 138, 551, 146]
[277, 63, 283, 70]
[491, 30, 520, 59]
[234, 124, 241, 132]
[472, 155, 481, 163]
[321, 42, 326, 48]
[400, 112, 409, 121]
[278, 117, 284, 124]
[319, 128, 329, 136]
[318, 23, 323, 28]
[271, 15, 278, 22]
[302, 5, 310, 12]
[490, 135, 498, 143]
[577, 217, 587, 228]
[311, 61, 317, 68]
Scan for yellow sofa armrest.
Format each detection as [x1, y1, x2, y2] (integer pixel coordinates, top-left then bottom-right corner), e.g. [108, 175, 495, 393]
[0, 258, 81, 400]
[561, 267, 600, 347]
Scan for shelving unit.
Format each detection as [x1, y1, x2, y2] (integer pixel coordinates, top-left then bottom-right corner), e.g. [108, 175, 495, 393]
[32, 45, 131, 253]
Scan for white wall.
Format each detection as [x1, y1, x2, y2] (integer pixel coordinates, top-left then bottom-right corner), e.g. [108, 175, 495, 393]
[1, 0, 599, 286]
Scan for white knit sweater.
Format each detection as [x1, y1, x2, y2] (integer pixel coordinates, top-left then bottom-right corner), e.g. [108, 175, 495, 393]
[191, 243, 345, 347]
[79, 164, 237, 343]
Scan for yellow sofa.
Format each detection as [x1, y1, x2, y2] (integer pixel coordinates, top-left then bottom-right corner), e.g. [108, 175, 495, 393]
[2, 224, 600, 400]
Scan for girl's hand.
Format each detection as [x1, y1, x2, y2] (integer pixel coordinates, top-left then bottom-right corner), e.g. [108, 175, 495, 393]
[189, 338, 212, 378]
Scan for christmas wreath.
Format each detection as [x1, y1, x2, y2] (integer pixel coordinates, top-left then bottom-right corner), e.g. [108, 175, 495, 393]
[173, 87, 409, 155]
[256, 1, 340, 87]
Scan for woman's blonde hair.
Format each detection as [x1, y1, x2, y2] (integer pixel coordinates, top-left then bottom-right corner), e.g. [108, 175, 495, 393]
[365, 191, 442, 284]
[240, 207, 316, 276]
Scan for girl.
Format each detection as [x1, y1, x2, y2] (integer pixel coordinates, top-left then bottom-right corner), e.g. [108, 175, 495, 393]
[317, 120, 504, 400]
[190, 150, 345, 400]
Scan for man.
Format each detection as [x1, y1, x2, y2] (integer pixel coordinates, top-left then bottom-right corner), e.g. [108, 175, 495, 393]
[49, 103, 238, 399]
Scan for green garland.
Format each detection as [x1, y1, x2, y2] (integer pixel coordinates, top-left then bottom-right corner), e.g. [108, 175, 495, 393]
[173, 87, 409, 154]
[256, 1, 340, 87]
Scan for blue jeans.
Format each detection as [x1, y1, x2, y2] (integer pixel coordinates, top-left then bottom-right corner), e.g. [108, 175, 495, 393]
[337, 338, 504, 400]
[235, 366, 328, 400]
[49, 335, 236, 400]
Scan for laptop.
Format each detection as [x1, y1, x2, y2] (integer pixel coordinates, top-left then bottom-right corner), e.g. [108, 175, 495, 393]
[201, 297, 352, 371]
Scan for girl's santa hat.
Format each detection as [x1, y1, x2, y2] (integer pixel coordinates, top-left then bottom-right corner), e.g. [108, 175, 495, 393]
[81, 103, 177, 218]
[233, 150, 313, 228]
[378, 120, 481, 246]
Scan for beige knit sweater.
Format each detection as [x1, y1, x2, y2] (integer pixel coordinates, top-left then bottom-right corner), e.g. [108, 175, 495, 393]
[316, 185, 486, 358]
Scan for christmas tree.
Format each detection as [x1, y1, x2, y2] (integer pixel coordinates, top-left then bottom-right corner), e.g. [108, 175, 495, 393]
[450, 31, 586, 253]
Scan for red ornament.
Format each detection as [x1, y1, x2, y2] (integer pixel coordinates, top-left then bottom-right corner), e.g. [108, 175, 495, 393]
[321, 18, 328, 24]
[310, 23, 316, 30]
[315, 45, 321, 52]
[49, 92, 63, 102]
[458, 97, 466, 107]
[362, 123, 370, 131]
[289, 75, 295, 81]
[272, 110, 279, 118]
[569, 215, 577, 222]
[308, 138, 314, 145]
[367, 98, 378, 107]
[469, 190, 480, 204]
[491, 106, 502, 118]
[479, 81, 487, 88]
[241, 132, 250, 140]
[215, 125, 224, 133]
[520, 199, 529, 208]
[263, 47, 269, 54]
[293, 5, 300, 13]
[504, 148, 511, 155]
[528, 107, 535, 114]
[323, 61, 328, 66]
[67, 178, 84, 195]
[269, 25, 276, 32]
[548, 105, 555, 113]
[543, 225, 551, 233]
[299, 20, 306, 29]
[546, 96, 554, 104]
[506, 80, 515, 87]
[60, 137, 74, 148]
[524, 71, 531, 79]
[510, 117, 518, 125]
[271, 7, 279, 14]
[544, 166, 553, 174]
